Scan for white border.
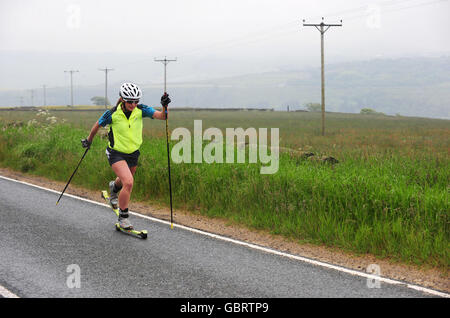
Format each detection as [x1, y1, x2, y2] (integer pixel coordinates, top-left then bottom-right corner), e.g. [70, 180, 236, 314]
[0, 174, 448, 298]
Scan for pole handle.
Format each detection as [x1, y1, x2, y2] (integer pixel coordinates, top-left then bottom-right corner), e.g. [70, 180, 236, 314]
[163, 105, 168, 119]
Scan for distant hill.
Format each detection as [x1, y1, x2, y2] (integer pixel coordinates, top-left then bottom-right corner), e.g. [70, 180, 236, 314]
[1, 56, 449, 119]
[156, 56, 449, 119]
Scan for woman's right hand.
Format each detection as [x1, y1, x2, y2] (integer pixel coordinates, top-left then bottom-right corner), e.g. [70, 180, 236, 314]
[81, 138, 91, 149]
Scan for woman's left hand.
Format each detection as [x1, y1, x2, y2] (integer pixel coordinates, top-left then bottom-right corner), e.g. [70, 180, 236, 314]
[161, 93, 171, 107]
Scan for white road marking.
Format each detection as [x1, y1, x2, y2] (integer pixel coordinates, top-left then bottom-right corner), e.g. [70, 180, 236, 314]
[0, 174, 448, 298]
[0, 285, 19, 298]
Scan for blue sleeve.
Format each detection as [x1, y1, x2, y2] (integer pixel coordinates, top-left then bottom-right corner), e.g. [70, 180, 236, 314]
[139, 104, 156, 119]
[98, 110, 113, 127]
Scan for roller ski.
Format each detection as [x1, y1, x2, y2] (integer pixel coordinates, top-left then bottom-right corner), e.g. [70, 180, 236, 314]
[101, 190, 148, 239]
[114, 222, 147, 239]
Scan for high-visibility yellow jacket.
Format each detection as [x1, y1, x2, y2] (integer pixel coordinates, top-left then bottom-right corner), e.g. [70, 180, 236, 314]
[98, 103, 156, 154]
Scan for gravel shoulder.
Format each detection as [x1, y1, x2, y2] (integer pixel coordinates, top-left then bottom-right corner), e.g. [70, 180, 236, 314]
[1, 167, 448, 294]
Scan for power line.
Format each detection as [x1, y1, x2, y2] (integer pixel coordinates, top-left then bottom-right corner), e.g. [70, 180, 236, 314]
[314, 0, 418, 20]
[111, 0, 444, 70]
[142, 1, 421, 59]
[343, 0, 448, 22]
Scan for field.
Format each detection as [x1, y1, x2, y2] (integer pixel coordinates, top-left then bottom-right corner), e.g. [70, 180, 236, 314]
[0, 108, 449, 269]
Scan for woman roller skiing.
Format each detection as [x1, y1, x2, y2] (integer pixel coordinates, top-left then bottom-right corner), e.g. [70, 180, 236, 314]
[82, 82, 171, 230]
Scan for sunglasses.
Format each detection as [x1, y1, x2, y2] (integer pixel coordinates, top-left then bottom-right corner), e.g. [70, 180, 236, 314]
[124, 100, 139, 105]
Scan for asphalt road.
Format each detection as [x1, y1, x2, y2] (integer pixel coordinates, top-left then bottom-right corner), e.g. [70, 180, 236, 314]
[0, 176, 440, 298]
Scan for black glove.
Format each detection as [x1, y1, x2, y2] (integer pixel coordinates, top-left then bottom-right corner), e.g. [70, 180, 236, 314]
[81, 138, 91, 149]
[161, 93, 171, 107]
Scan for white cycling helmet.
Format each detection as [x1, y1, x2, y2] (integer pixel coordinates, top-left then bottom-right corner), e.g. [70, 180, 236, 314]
[119, 82, 142, 101]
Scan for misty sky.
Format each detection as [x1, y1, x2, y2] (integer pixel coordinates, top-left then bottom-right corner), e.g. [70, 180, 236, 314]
[1, 0, 449, 90]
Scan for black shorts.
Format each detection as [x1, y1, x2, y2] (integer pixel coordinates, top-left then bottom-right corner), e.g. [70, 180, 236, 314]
[106, 147, 140, 168]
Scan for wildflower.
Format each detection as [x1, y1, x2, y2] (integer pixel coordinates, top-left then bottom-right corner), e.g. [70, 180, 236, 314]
[46, 116, 58, 124]
[27, 119, 38, 126]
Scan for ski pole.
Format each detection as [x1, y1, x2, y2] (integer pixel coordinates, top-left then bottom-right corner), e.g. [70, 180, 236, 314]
[163, 103, 174, 229]
[154, 57, 176, 228]
[56, 147, 89, 205]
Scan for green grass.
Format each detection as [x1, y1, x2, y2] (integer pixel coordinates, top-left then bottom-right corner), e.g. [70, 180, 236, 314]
[0, 109, 449, 269]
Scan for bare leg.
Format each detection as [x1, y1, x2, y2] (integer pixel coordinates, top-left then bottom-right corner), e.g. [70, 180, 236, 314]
[111, 161, 137, 211]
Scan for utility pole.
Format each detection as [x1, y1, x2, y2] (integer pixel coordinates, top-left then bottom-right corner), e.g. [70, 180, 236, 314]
[154, 56, 177, 93]
[29, 89, 34, 107]
[303, 17, 342, 136]
[64, 70, 79, 107]
[99, 67, 114, 109]
[43, 85, 47, 107]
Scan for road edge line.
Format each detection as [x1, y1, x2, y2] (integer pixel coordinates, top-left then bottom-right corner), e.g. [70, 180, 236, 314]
[0, 284, 20, 298]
